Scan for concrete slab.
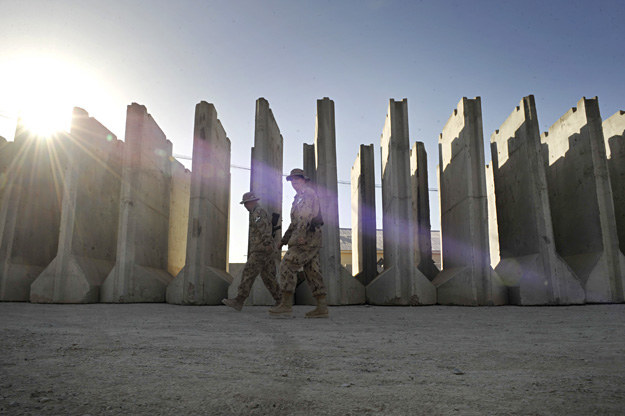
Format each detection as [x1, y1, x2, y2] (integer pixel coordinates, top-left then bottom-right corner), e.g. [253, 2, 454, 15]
[433, 97, 507, 305]
[541, 97, 625, 303]
[410, 142, 439, 280]
[166, 102, 233, 305]
[31, 108, 123, 303]
[101, 103, 174, 303]
[167, 158, 190, 278]
[491, 96, 584, 305]
[228, 98, 283, 306]
[0, 137, 14, 210]
[295, 143, 318, 305]
[485, 163, 500, 270]
[366, 99, 436, 305]
[603, 111, 625, 256]
[351, 144, 378, 286]
[0, 122, 67, 301]
[296, 98, 365, 305]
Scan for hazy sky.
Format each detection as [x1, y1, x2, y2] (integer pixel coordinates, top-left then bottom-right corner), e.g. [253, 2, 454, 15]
[1, 0, 624, 262]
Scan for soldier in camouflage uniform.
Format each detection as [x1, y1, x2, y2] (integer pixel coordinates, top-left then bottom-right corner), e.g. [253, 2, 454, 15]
[269, 168, 328, 318]
[222, 192, 281, 311]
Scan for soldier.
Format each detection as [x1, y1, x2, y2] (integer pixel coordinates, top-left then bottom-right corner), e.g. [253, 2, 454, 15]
[222, 192, 281, 311]
[269, 168, 328, 318]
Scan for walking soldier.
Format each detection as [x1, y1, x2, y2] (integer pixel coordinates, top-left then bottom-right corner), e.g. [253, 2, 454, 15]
[222, 192, 281, 310]
[269, 168, 328, 318]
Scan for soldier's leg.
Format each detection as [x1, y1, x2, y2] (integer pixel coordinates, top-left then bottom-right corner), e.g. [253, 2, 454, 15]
[269, 247, 309, 315]
[278, 247, 308, 293]
[302, 252, 327, 297]
[237, 255, 263, 299]
[259, 256, 281, 302]
[303, 252, 328, 318]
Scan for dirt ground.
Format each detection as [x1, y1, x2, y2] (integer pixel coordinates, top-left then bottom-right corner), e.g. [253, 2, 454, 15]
[0, 303, 624, 416]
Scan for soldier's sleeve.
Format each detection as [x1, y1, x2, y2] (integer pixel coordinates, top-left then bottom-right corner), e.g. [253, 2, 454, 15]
[291, 191, 316, 242]
[281, 223, 294, 246]
[256, 209, 274, 248]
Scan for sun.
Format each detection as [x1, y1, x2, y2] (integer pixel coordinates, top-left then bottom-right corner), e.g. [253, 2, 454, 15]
[0, 52, 119, 140]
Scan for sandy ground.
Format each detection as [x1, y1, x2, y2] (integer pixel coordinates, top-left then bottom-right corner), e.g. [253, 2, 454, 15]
[0, 303, 624, 416]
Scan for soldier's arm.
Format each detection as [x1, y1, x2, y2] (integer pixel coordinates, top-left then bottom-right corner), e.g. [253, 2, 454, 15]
[281, 223, 294, 246]
[256, 210, 274, 248]
[290, 192, 316, 244]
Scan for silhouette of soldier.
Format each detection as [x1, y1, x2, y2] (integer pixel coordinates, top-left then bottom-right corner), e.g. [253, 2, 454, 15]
[222, 192, 281, 311]
[269, 168, 328, 318]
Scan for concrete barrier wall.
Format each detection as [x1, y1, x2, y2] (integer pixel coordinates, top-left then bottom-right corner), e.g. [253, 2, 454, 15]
[0, 122, 68, 301]
[298, 98, 364, 305]
[351, 144, 377, 286]
[485, 163, 500, 270]
[410, 141, 439, 280]
[541, 97, 625, 303]
[101, 103, 174, 302]
[491, 96, 584, 305]
[433, 97, 507, 305]
[0, 137, 14, 210]
[229, 97, 283, 306]
[167, 158, 190, 277]
[31, 108, 123, 303]
[166, 101, 232, 304]
[366, 99, 435, 305]
[603, 111, 625, 256]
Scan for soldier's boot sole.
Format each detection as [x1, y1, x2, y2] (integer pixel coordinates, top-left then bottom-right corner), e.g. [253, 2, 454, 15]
[305, 308, 329, 318]
[222, 298, 243, 311]
[269, 312, 295, 319]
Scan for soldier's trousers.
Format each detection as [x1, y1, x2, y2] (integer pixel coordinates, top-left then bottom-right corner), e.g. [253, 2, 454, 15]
[238, 252, 281, 301]
[280, 245, 326, 297]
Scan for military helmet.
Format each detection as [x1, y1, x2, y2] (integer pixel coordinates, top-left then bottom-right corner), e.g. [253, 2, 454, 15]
[240, 191, 260, 204]
[286, 168, 310, 182]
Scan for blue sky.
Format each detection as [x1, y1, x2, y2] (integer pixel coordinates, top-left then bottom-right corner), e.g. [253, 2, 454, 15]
[1, 0, 624, 262]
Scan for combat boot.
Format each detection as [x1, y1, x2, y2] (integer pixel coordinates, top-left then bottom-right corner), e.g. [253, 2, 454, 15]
[222, 295, 245, 311]
[271, 293, 282, 308]
[305, 295, 328, 318]
[268, 291, 293, 316]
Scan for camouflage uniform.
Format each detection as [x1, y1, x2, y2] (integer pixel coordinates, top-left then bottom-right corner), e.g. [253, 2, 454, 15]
[280, 184, 326, 297]
[237, 204, 281, 301]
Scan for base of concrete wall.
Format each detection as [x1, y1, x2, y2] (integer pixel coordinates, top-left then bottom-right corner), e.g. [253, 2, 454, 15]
[0, 263, 44, 301]
[365, 266, 436, 305]
[496, 254, 585, 305]
[418, 258, 440, 282]
[166, 266, 232, 305]
[564, 251, 625, 303]
[295, 266, 365, 305]
[100, 265, 173, 303]
[227, 263, 277, 306]
[30, 255, 113, 303]
[433, 266, 507, 306]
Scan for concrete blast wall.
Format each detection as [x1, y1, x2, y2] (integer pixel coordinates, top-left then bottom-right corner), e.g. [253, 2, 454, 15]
[296, 98, 365, 305]
[367, 99, 436, 305]
[433, 97, 507, 305]
[166, 101, 232, 305]
[410, 142, 439, 280]
[101, 103, 174, 303]
[351, 144, 377, 286]
[485, 163, 500, 270]
[31, 108, 123, 303]
[541, 97, 625, 303]
[0, 123, 66, 301]
[229, 97, 283, 305]
[0, 137, 14, 213]
[603, 111, 625, 256]
[168, 159, 190, 277]
[491, 96, 584, 305]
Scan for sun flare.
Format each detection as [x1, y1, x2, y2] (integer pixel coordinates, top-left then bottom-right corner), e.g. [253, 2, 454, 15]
[0, 53, 118, 139]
